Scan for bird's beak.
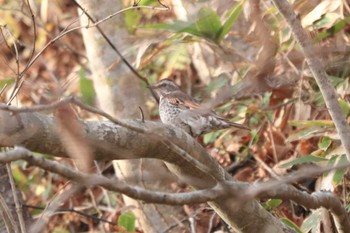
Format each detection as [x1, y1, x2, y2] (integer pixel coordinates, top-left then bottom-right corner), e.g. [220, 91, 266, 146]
[148, 84, 160, 94]
[148, 84, 157, 90]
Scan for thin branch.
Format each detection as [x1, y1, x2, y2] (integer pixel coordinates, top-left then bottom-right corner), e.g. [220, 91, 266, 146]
[259, 185, 350, 233]
[157, 0, 169, 9]
[271, 0, 350, 164]
[0, 193, 18, 233]
[0, 147, 227, 205]
[23, 0, 36, 72]
[8, 0, 37, 103]
[7, 3, 166, 105]
[72, 0, 160, 103]
[30, 184, 83, 233]
[139, 106, 145, 123]
[1, 146, 350, 230]
[0, 83, 8, 97]
[0, 96, 143, 133]
[0, 147, 348, 203]
[6, 163, 27, 233]
[22, 204, 116, 226]
[0, 25, 20, 75]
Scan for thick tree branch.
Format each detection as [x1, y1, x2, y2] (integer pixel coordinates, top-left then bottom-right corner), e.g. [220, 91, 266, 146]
[0, 109, 290, 233]
[0, 99, 223, 181]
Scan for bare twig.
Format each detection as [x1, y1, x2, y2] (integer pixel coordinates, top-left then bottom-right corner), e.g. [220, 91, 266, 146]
[0, 83, 8, 97]
[24, 0, 36, 65]
[22, 204, 116, 226]
[253, 153, 280, 179]
[207, 212, 216, 233]
[0, 194, 18, 233]
[7, 0, 37, 104]
[133, 0, 142, 7]
[267, 121, 278, 164]
[0, 25, 20, 76]
[72, 0, 161, 102]
[259, 185, 350, 233]
[6, 163, 27, 233]
[7, 3, 166, 105]
[30, 184, 83, 233]
[139, 106, 145, 123]
[157, 0, 169, 9]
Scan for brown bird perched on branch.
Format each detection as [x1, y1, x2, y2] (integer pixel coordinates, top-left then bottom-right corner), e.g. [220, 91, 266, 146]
[151, 79, 250, 136]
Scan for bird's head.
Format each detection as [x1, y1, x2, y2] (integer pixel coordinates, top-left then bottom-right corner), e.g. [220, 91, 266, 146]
[150, 79, 180, 98]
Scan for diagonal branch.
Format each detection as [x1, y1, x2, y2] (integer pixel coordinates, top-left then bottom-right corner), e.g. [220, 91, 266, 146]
[271, 0, 350, 163]
[72, 0, 160, 102]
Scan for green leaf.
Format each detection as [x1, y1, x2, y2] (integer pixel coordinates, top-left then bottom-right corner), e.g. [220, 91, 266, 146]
[286, 128, 322, 142]
[289, 120, 334, 128]
[203, 131, 221, 144]
[12, 166, 27, 186]
[249, 114, 262, 126]
[266, 199, 282, 208]
[165, 44, 191, 70]
[142, 21, 203, 37]
[301, 209, 322, 232]
[314, 13, 340, 29]
[281, 218, 303, 233]
[314, 92, 325, 106]
[218, 1, 243, 41]
[318, 136, 331, 150]
[262, 92, 272, 108]
[248, 129, 259, 146]
[52, 227, 70, 233]
[0, 78, 14, 88]
[327, 154, 348, 186]
[206, 77, 229, 92]
[346, 204, 350, 212]
[118, 212, 136, 232]
[280, 155, 328, 168]
[137, 0, 159, 6]
[338, 99, 350, 117]
[195, 7, 222, 42]
[314, 16, 350, 42]
[79, 68, 95, 105]
[124, 9, 141, 33]
[329, 75, 345, 87]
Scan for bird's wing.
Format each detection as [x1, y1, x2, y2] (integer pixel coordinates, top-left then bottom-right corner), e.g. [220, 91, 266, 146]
[165, 92, 250, 131]
[166, 91, 201, 110]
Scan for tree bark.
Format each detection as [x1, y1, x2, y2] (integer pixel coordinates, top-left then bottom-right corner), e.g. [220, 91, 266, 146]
[0, 110, 294, 233]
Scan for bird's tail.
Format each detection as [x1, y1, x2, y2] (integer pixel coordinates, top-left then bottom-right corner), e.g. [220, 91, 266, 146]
[209, 114, 250, 131]
[227, 121, 251, 131]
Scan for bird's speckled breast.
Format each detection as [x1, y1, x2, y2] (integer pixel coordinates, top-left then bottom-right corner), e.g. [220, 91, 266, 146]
[159, 98, 181, 125]
[159, 98, 195, 134]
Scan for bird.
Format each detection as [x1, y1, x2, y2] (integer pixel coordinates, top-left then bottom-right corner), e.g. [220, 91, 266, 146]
[151, 79, 250, 136]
